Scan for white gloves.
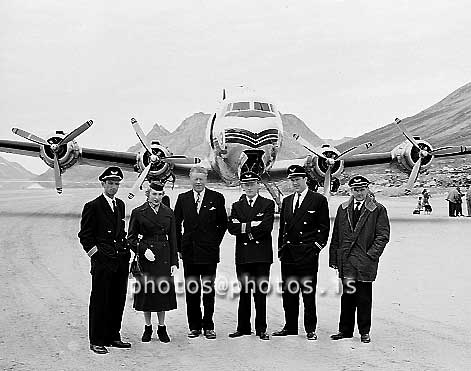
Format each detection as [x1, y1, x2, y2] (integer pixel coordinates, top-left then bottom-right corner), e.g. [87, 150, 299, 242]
[144, 249, 155, 261]
[171, 265, 177, 276]
[251, 220, 261, 227]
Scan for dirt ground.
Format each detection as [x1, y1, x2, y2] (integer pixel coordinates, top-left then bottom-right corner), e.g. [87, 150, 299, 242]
[0, 188, 470, 371]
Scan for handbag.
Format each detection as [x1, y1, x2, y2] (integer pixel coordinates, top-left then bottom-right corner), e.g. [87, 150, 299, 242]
[129, 237, 143, 277]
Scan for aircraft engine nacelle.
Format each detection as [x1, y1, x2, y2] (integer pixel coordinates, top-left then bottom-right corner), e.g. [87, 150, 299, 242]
[391, 138, 434, 172]
[136, 142, 174, 182]
[310, 144, 344, 179]
[39, 132, 80, 172]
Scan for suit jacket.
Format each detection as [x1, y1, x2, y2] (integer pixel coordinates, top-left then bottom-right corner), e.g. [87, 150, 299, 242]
[278, 189, 330, 264]
[127, 202, 178, 270]
[174, 188, 228, 264]
[228, 194, 275, 264]
[78, 195, 129, 269]
[329, 195, 390, 281]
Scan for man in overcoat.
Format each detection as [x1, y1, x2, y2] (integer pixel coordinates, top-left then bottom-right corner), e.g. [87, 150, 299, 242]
[174, 166, 228, 339]
[273, 165, 330, 340]
[78, 166, 131, 354]
[329, 175, 390, 343]
[227, 171, 275, 341]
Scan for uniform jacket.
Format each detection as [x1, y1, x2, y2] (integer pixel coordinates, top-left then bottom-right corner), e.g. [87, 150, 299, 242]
[278, 190, 330, 264]
[227, 194, 275, 264]
[78, 195, 129, 270]
[127, 202, 178, 271]
[329, 195, 390, 281]
[174, 188, 228, 264]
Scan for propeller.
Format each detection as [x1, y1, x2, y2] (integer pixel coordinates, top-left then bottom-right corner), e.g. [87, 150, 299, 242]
[293, 133, 373, 197]
[12, 120, 93, 194]
[394, 117, 448, 192]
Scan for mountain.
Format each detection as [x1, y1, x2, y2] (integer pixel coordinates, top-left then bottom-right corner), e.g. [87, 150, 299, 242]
[339, 82, 471, 152]
[0, 156, 35, 180]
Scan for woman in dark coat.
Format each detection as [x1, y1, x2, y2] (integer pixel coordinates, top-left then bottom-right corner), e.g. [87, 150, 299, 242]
[127, 183, 178, 343]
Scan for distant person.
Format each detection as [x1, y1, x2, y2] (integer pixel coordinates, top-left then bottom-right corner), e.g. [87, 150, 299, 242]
[466, 185, 471, 217]
[329, 175, 390, 344]
[174, 166, 228, 339]
[413, 195, 423, 215]
[456, 187, 464, 216]
[272, 165, 330, 341]
[78, 167, 131, 354]
[422, 189, 432, 214]
[127, 183, 178, 343]
[227, 172, 275, 341]
[446, 187, 460, 217]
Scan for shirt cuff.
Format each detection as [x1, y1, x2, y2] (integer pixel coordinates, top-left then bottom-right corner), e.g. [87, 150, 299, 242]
[241, 223, 247, 234]
[315, 242, 324, 251]
[87, 246, 98, 258]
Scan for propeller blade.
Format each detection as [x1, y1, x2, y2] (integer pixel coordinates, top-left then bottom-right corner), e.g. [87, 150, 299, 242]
[292, 133, 328, 160]
[395, 118, 421, 149]
[431, 146, 463, 155]
[12, 128, 48, 146]
[53, 154, 62, 194]
[405, 157, 422, 192]
[128, 164, 151, 199]
[336, 142, 373, 160]
[131, 118, 154, 155]
[323, 166, 332, 198]
[59, 120, 93, 145]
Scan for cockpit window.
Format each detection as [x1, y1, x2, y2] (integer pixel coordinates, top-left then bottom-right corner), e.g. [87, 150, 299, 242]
[226, 103, 232, 111]
[254, 102, 271, 111]
[232, 102, 250, 111]
[270, 104, 276, 112]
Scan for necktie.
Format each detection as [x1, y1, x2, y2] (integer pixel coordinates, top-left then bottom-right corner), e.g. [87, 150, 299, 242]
[248, 199, 253, 207]
[112, 199, 117, 214]
[196, 192, 201, 213]
[352, 201, 361, 228]
[294, 193, 300, 214]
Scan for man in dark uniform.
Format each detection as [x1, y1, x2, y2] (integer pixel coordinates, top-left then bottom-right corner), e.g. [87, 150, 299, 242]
[227, 172, 275, 341]
[329, 175, 390, 343]
[174, 166, 228, 339]
[78, 166, 131, 354]
[273, 165, 330, 340]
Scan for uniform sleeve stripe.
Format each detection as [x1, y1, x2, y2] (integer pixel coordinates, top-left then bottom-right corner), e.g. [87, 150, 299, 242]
[87, 246, 98, 257]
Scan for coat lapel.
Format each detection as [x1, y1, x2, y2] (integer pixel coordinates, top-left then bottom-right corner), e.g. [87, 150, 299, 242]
[99, 195, 115, 222]
[290, 191, 312, 226]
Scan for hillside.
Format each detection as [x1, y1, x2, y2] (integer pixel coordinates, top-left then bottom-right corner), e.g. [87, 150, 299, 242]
[0, 156, 35, 180]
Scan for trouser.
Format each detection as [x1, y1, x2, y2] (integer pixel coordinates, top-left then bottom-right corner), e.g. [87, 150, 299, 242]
[183, 263, 217, 331]
[448, 202, 456, 217]
[89, 254, 129, 345]
[338, 279, 373, 336]
[280, 257, 319, 333]
[456, 202, 463, 216]
[235, 263, 271, 334]
[467, 199, 471, 216]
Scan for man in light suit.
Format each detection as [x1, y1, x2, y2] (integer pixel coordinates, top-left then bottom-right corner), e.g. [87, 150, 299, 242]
[78, 166, 131, 354]
[227, 172, 275, 341]
[174, 166, 227, 339]
[272, 165, 330, 340]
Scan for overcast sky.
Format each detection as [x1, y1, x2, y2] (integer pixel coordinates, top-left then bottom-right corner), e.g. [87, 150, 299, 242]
[1, 0, 470, 174]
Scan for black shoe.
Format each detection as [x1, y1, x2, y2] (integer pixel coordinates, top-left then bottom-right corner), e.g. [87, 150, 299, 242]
[258, 332, 270, 340]
[142, 325, 153, 342]
[107, 340, 131, 348]
[229, 330, 251, 338]
[330, 332, 353, 340]
[90, 344, 108, 354]
[360, 334, 371, 343]
[306, 332, 317, 340]
[272, 328, 297, 336]
[204, 329, 217, 339]
[187, 329, 202, 338]
[157, 325, 170, 343]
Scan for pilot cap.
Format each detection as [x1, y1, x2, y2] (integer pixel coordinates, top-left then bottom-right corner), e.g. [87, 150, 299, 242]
[287, 164, 307, 178]
[99, 166, 123, 181]
[348, 175, 370, 188]
[149, 182, 164, 191]
[240, 171, 261, 183]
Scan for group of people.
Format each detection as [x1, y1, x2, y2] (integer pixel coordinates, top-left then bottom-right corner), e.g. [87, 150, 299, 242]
[446, 186, 471, 217]
[78, 165, 390, 355]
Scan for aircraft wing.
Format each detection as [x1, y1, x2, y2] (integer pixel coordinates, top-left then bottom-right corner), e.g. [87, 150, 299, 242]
[0, 140, 41, 157]
[267, 158, 308, 181]
[342, 152, 393, 167]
